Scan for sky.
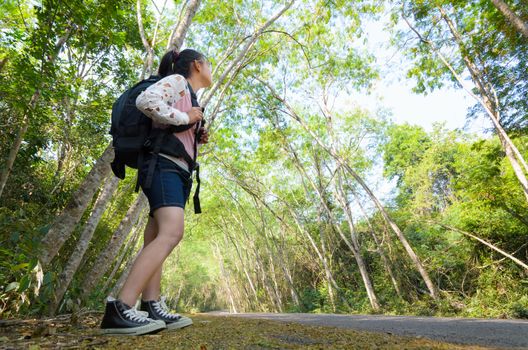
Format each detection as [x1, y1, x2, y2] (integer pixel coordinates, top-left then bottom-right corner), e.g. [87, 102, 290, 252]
[339, 15, 491, 135]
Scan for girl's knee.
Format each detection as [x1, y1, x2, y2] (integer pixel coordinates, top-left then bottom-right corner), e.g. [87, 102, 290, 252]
[157, 230, 184, 250]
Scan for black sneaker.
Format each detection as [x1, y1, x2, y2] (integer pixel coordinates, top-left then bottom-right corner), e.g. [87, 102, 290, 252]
[100, 297, 166, 335]
[140, 296, 193, 330]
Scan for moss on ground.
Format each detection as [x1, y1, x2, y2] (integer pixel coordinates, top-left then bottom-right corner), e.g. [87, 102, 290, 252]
[0, 313, 502, 349]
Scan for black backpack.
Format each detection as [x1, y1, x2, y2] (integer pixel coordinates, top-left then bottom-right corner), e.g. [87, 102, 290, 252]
[109, 75, 203, 213]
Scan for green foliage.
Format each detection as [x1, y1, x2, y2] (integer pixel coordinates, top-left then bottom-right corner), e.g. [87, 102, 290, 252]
[397, 0, 528, 132]
[0, 207, 51, 316]
[1, 0, 527, 322]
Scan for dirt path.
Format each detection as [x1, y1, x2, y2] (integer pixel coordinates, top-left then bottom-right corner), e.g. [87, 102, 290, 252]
[207, 312, 528, 349]
[0, 312, 524, 349]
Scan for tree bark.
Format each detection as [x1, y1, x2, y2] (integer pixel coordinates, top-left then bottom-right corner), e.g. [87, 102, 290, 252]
[102, 216, 144, 294]
[137, 0, 155, 78]
[48, 175, 119, 314]
[490, 0, 528, 37]
[353, 190, 403, 298]
[274, 227, 301, 308]
[254, 206, 284, 312]
[167, 0, 203, 51]
[111, 248, 141, 297]
[276, 126, 380, 310]
[137, 0, 168, 78]
[38, 144, 114, 268]
[80, 193, 147, 299]
[225, 184, 301, 309]
[223, 215, 262, 311]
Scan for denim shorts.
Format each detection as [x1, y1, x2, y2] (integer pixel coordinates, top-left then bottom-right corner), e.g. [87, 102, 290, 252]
[139, 155, 192, 217]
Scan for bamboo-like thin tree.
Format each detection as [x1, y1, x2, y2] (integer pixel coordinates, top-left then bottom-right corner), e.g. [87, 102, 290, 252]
[279, 132, 380, 310]
[38, 144, 114, 268]
[258, 77, 440, 300]
[102, 214, 145, 293]
[111, 247, 141, 297]
[80, 194, 147, 300]
[48, 175, 119, 314]
[490, 0, 528, 37]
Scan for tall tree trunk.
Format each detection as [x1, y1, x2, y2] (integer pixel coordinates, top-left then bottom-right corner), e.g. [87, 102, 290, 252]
[227, 187, 301, 309]
[258, 78, 440, 300]
[223, 233, 254, 311]
[404, 8, 528, 202]
[223, 216, 262, 310]
[214, 242, 238, 313]
[278, 131, 380, 310]
[48, 175, 119, 315]
[219, 162, 347, 307]
[316, 206, 337, 312]
[490, 0, 528, 37]
[167, 0, 203, 51]
[256, 256, 280, 312]
[102, 216, 144, 293]
[80, 194, 147, 300]
[266, 248, 284, 312]
[38, 144, 114, 268]
[111, 248, 141, 297]
[334, 171, 381, 310]
[353, 191, 403, 298]
[55, 93, 78, 179]
[137, 0, 155, 77]
[274, 226, 301, 308]
[137, 0, 168, 78]
[255, 206, 284, 312]
[285, 204, 342, 300]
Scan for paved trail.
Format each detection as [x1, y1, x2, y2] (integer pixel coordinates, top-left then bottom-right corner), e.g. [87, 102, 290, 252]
[208, 312, 528, 349]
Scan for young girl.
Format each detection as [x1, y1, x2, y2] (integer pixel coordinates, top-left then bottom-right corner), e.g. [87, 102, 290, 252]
[100, 49, 212, 335]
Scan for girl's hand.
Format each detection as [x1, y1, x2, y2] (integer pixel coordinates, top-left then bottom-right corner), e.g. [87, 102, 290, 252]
[187, 107, 203, 124]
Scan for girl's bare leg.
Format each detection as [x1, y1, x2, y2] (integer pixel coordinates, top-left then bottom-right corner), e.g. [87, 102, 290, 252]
[141, 217, 162, 301]
[118, 207, 184, 307]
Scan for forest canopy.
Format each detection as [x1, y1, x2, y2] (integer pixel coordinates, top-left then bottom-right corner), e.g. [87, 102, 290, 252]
[0, 0, 527, 319]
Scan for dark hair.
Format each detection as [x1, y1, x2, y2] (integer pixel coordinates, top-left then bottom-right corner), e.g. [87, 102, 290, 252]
[158, 49, 206, 78]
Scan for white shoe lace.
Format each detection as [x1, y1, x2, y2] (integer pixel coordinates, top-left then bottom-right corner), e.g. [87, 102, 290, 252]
[154, 296, 180, 320]
[124, 307, 151, 323]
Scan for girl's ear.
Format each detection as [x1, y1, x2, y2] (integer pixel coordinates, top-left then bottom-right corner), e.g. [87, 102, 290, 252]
[193, 59, 201, 73]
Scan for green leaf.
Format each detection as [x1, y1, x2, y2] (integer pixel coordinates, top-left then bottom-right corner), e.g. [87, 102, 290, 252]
[11, 263, 29, 272]
[18, 275, 30, 292]
[5, 282, 19, 292]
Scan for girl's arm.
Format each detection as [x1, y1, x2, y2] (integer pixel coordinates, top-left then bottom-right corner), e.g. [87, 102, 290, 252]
[136, 74, 190, 125]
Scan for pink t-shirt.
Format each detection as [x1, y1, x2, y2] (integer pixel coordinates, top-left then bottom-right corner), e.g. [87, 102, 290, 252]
[135, 74, 201, 172]
[171, 90, 198, 160]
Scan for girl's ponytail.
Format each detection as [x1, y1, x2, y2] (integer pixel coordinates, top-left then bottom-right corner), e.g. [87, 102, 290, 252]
[158, 49, 205, 78]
